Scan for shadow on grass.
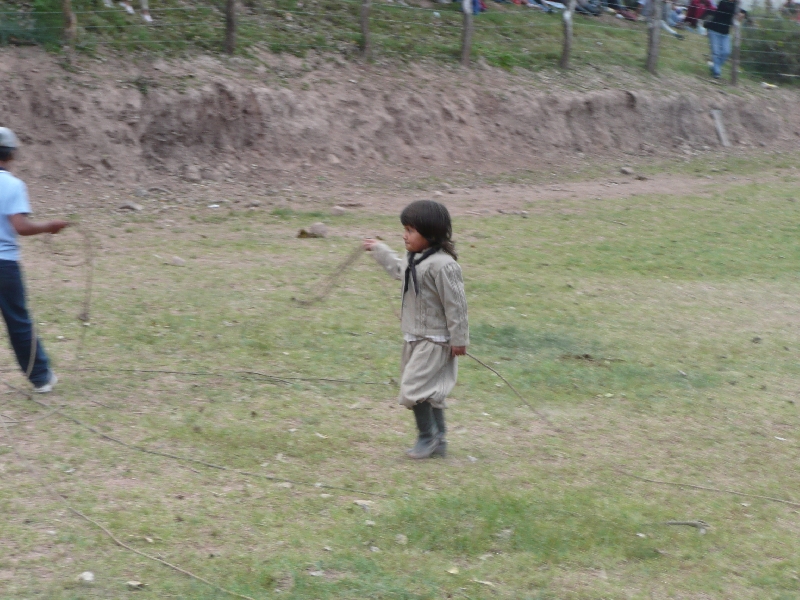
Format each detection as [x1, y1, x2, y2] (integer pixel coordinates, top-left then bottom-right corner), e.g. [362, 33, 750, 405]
[471, 323, 718, 400]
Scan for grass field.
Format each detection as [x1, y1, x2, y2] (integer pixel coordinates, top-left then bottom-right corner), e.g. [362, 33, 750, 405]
[2, 152, 800, 598]
[2, 0, 715, 75]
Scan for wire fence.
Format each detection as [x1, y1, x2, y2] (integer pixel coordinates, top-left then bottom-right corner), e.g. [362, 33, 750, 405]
[0, 0, 798, 80]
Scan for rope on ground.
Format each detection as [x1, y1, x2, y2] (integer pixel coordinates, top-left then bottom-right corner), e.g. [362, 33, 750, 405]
[463, 351, 555, 428]
[618, 469, 800, 509]
[0, 408, 257, 600]
[15, 366, 394, 387]
[0, 406, 60, 425]
[18, 388, 390, 498]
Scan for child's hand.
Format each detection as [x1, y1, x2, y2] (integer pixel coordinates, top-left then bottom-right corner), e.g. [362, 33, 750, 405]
[363, 238, 379, 251]
[46, 220, 70, 234]
[450, 346, 466, 357]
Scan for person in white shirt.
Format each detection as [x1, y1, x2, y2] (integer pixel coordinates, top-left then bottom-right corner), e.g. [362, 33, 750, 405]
[0, 128, 70, 393]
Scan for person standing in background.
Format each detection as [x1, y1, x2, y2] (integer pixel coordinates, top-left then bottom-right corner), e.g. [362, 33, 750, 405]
[705, 0, 737, 79]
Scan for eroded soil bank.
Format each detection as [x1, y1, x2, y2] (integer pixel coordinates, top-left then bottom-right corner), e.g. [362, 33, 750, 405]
[1, 47, 798, 192]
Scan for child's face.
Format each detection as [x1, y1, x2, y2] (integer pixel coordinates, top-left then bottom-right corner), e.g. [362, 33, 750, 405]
[403, 225, 430, 253]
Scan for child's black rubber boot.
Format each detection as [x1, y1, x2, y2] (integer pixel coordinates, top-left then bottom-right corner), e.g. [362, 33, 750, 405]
[407, 401, 440, 459]
[431, 407, 447, 457]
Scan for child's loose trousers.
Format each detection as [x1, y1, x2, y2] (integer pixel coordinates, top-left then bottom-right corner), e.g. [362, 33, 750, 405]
[399, 339, 457, 409]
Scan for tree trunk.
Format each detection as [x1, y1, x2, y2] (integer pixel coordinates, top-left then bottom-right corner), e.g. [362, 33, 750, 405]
[731, 18, 741, 85]
[645, 0, 663, 74]
[360, 0, 372, 59]
[62, 0, 77, 44]
[460, 0, 473, 66]
[559, 0, 577, 70]
[224, 0, 237, 55]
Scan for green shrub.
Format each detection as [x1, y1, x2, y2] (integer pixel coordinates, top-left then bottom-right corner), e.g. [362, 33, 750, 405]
[0, 0, 63, 48]
[741, 16, 800, 83]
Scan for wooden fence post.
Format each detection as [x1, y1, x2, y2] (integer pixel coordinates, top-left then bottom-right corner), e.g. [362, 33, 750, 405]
[360, 0, 372, 59]
[62, 0, 77, 44]
[645, 0, 663, 74]
[730, 16, 741, 85]
[559, 0, 577, 69]
[224, 0, 236, 55]
[460, 0, 473, 67]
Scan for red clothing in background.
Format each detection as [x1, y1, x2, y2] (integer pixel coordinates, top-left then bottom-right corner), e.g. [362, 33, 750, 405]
[685, 0, 713, 26]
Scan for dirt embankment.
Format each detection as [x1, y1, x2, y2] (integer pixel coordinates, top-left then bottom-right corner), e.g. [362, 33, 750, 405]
[0, 47, 798, 188]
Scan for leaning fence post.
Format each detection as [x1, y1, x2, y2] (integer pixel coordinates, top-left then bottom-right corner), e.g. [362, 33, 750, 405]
[731, 15, 741, 85]
[460, 0, 473, 66]
[559, 0, 577, 69]
[224, 0, 237, 54]
[62, 0, 77, 44]
[360, 0, 372, 59]
[645, 0, 663, 74]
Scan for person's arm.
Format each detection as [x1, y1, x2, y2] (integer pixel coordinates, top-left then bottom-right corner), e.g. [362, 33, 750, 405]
[434, 262, 469, 357]
[9, 214, 70, 236]
[364, 239, 404, 280]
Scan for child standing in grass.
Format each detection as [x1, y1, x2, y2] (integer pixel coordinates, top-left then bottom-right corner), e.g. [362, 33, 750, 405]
[364, 200, 469, 459]
[0, 128, 69, 392]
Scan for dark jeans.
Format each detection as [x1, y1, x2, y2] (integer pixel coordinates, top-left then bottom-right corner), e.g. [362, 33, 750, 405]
[0, 260, 51, 386]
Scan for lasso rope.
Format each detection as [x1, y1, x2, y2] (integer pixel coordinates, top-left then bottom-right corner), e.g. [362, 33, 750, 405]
[292, 244, 364, 306]
[294, 243, 553, 426]
[20, 226, 93, 389]
[2, 379, 389, 498]
[0, 406, 257, 600]
[40, 224, 94, 323]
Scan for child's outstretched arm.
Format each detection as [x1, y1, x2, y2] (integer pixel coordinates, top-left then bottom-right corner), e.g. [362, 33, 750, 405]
[9, 214, 69, 236]
[435, 263, 469, 357]
[363, 238, 403, 280]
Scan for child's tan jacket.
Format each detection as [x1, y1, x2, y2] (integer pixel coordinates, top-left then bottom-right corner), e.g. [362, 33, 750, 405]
[371, 242, 469, 347]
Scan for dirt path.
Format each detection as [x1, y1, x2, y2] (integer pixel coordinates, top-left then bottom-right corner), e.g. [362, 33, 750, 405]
[338, 171, 730, 216]
[22, 163, 784, 228]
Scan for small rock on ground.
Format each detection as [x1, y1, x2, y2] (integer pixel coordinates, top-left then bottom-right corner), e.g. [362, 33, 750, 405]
[184, 165, 202, 183]
[331, 205, 347, 216]
[119, 202, 143, 211]
[620, 166, 635, 175]
[298, 222, 328, 238]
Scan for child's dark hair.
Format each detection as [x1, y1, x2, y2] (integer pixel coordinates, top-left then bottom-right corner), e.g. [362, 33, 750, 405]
[0, 147, 14, 162]
[400, 200, 457, 259]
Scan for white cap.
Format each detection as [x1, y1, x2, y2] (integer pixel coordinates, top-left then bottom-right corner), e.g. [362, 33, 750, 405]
[0, 127, 19, 149]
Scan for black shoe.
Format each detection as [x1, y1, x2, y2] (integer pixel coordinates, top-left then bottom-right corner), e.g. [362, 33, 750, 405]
[407, 402, 440, 459]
